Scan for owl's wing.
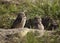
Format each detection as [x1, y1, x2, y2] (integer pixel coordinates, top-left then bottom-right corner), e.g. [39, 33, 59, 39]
[11, 16, 22, 28]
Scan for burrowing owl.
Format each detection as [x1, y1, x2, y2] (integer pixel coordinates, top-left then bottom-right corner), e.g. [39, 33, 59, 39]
[11, 12, 26, 28]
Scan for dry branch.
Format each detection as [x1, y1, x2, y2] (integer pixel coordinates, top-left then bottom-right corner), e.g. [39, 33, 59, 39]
[0, 28, 57, 43]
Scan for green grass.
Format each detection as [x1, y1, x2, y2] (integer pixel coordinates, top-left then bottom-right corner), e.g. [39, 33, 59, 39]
[0, 0, 60, 28]
[19, 31, 60, 43]
[0, 0, 60, 43]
